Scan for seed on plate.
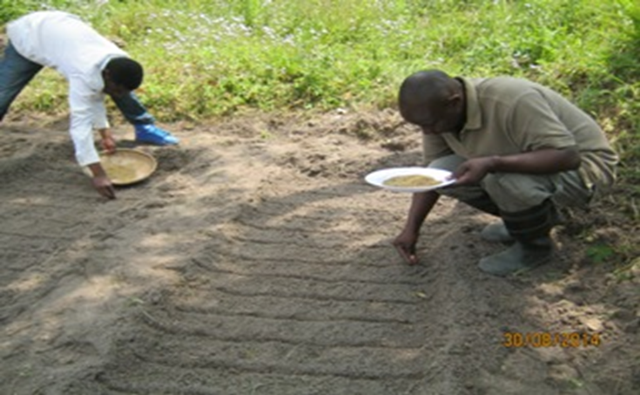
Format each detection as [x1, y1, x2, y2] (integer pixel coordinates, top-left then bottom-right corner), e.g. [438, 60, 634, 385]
[383, 175, 439, 187]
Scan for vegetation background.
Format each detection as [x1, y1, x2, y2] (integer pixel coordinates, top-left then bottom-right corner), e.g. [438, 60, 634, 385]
[1, 0, 639, 272]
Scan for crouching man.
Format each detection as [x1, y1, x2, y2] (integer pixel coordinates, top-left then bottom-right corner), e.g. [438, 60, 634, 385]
[393, 69, 618, 276]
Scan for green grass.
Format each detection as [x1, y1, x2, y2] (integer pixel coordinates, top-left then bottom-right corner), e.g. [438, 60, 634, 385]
[1, 0, 639, 263]
[1, 1, 635, 117]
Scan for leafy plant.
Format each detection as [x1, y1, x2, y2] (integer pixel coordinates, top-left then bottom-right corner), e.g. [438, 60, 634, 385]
[586, 244, 617, 264]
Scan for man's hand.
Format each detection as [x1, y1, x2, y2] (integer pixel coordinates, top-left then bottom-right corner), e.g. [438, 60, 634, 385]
[453, 148, 582, 184]
[92, 175, 116, 199]
[87, 162, 116, 199]
[452, 156, 497, 185]
[392, 230, 419, 265]
[101, 135, 116, 154]
[98, 128, 116, 154]
[392, 191, 440, 266]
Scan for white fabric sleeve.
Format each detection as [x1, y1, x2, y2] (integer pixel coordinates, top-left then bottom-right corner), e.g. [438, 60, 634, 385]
[68, 78, 101, 166]
[92, 99, 110, 130]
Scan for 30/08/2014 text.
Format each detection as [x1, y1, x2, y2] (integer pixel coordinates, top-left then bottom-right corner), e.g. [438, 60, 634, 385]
[502, 332, 601, 348]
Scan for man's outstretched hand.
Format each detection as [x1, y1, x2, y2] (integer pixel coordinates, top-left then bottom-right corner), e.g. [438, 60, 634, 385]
[92, 175, 116, 199]
[392, 230, 419, 265]
[87, 162, 116, 199]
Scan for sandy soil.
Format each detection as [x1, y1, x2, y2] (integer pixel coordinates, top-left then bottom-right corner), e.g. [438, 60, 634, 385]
[0, 110, 638, 395]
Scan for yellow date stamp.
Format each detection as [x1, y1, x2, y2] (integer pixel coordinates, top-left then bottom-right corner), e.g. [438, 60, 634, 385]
[503, 332, 601, 348]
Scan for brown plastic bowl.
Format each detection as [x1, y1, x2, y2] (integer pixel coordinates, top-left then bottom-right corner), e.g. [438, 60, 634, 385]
[84, 149, 157, 186]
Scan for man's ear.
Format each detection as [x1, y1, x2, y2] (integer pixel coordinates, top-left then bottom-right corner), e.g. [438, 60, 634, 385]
[447, 91, 461, 104]
[445, 93, 462, 111]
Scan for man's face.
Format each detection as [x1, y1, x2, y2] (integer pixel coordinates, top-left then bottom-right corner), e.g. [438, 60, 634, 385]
[403, 98, 463, 135]
[103, 79, 129, 97]
[102, 71, 130, 97]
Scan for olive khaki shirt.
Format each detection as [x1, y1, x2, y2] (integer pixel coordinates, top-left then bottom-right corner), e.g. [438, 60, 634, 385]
[422, 77, 618, 194]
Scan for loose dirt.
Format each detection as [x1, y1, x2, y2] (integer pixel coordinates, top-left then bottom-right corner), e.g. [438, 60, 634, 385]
[1, 110, 638, 395]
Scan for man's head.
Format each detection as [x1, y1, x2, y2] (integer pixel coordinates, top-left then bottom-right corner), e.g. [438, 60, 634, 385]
[398, 69, 466, 135]
[102, 57, 143, 97]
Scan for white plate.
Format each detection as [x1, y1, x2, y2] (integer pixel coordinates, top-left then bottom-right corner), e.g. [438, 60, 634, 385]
[364, 167, 456, 193]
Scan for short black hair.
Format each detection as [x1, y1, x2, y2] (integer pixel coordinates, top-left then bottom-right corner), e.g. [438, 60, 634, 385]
[398, 69, 454, 123]
[105, 57, 144, 90]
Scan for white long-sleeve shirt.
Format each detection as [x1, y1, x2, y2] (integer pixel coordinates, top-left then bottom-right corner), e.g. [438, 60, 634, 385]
[7, 11, 128, 166]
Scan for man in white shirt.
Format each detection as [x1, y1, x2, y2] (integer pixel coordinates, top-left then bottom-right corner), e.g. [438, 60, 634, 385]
[0, 11, 179, 199]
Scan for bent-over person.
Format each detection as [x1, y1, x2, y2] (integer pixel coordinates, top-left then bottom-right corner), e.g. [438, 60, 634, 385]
[0, 11, 179, 198]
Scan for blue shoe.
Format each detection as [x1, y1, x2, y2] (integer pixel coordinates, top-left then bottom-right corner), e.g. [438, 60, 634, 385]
[134, 124, 179, 145]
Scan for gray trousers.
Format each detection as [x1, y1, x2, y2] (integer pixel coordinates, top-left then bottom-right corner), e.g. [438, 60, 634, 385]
[430, 155, 593, 212]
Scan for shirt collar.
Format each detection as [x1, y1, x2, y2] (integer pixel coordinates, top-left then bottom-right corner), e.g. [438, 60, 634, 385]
[458, 77, 482, 131]
[99, 56, 111, 72]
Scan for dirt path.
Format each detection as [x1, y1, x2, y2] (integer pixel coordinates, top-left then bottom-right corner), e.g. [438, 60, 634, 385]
[1, 112, 638, 394]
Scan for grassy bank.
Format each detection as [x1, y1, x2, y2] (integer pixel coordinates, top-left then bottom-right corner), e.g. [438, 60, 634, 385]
[1, 0, 639, 265]
[1, 1, 637, 116]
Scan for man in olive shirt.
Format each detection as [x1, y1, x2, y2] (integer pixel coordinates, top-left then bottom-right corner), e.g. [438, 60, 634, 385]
[393, 69, 618, 276]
